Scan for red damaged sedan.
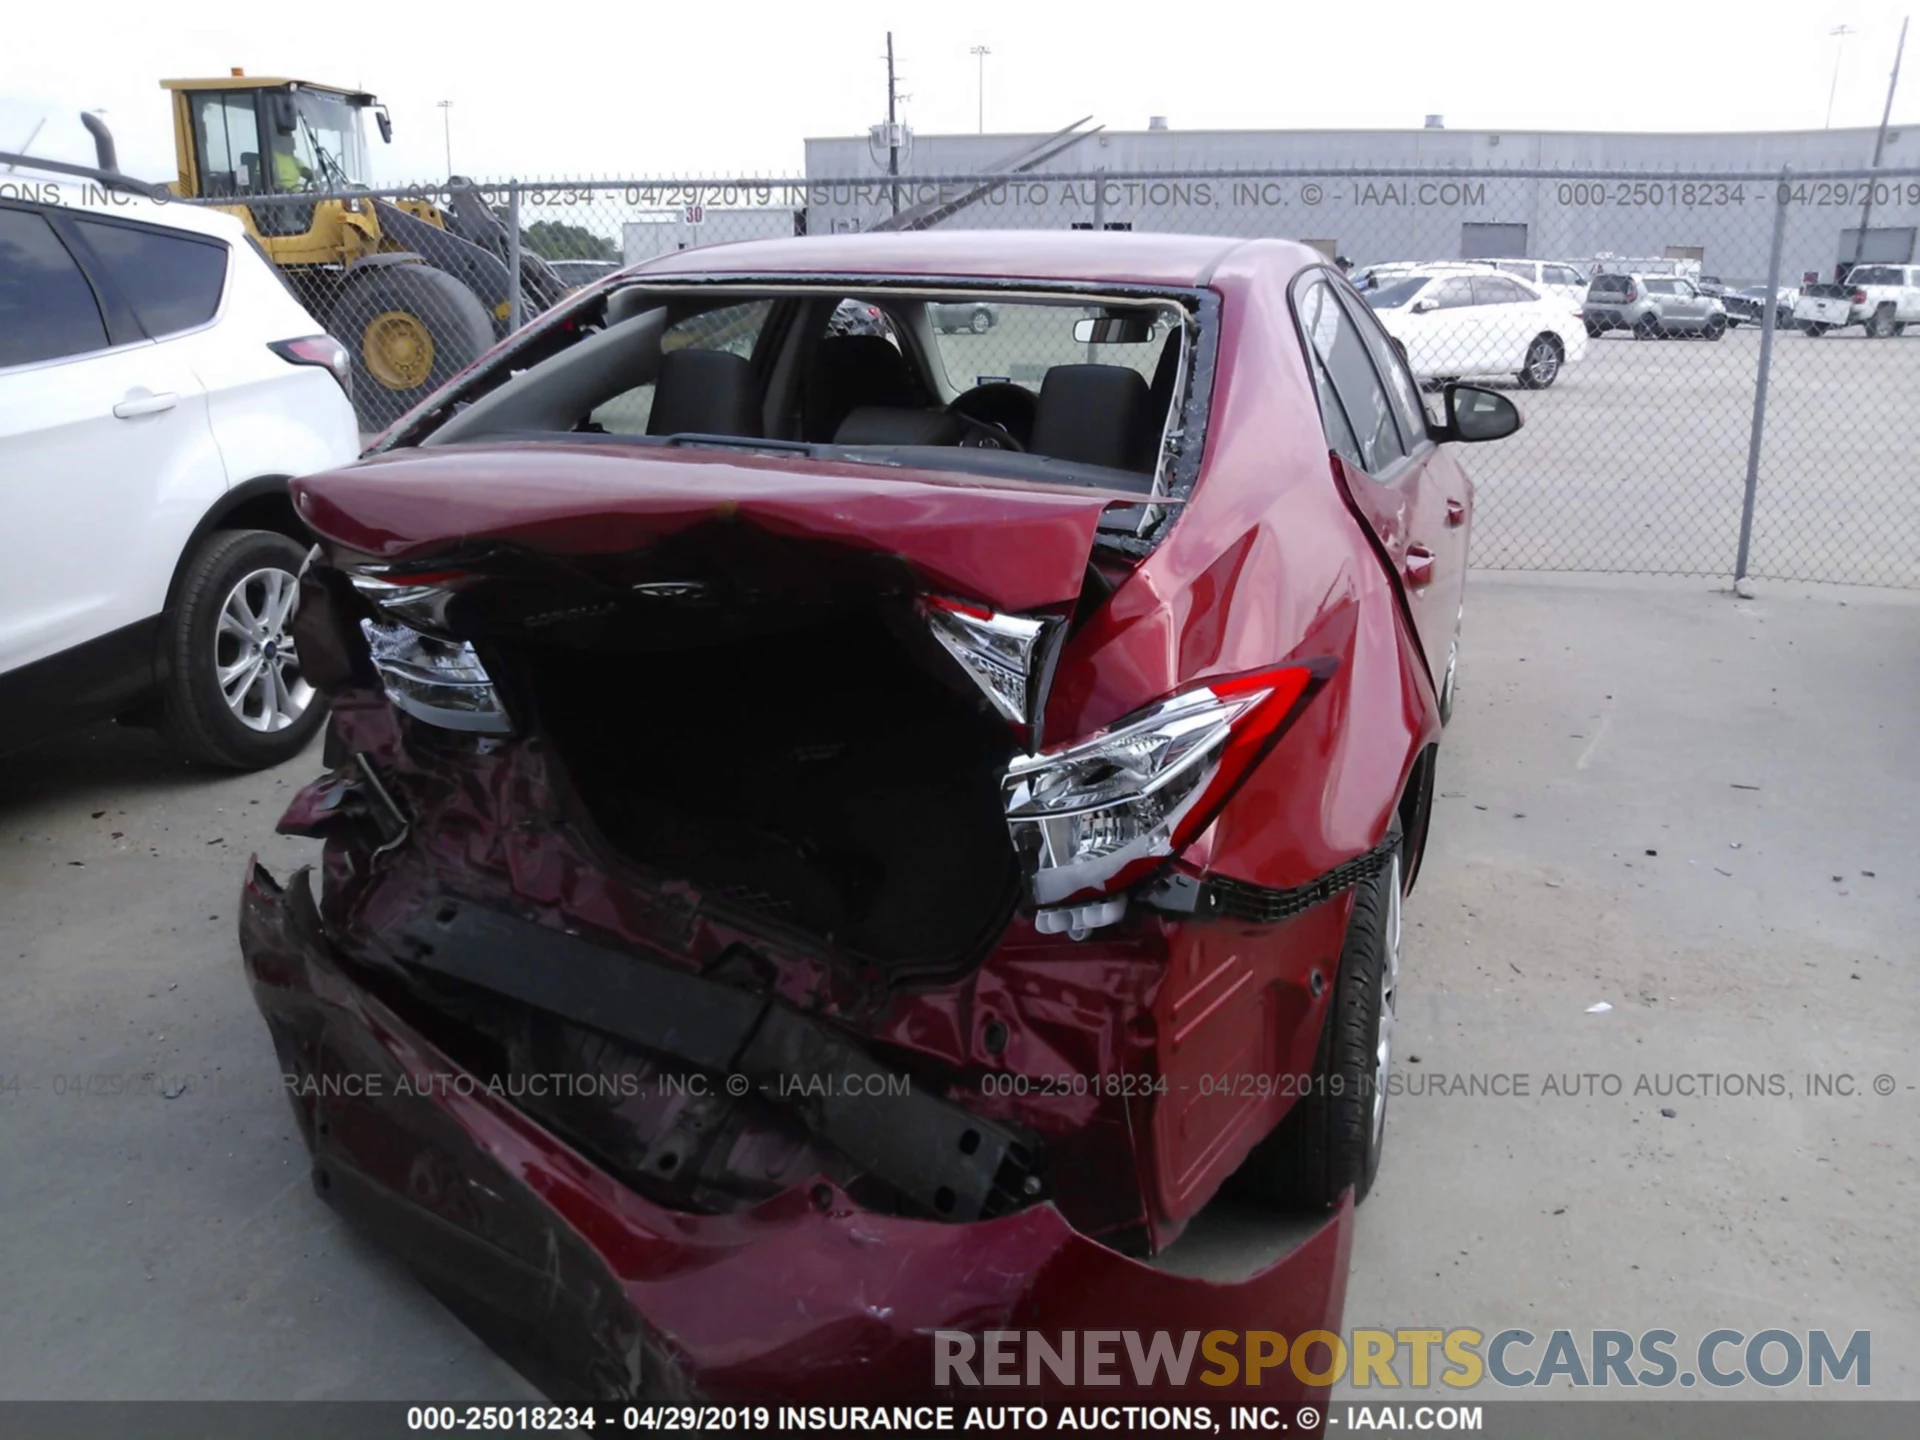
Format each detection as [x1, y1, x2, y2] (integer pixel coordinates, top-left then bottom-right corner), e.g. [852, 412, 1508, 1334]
[241, 230, 1517, 1409]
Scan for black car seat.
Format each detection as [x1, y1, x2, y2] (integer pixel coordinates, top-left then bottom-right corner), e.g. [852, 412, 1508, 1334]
[646, 349, 762, 439]
[803, 335, 926, 441]
[1029, 364, 1153, 473]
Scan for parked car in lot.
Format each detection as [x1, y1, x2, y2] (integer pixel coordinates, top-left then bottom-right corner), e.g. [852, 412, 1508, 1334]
[1584, 272, 1729, 339]
[1792, 282, 1858, 334]
[241, 230, 1519, 1406]
[1836, 263, 1920, 336]
[929, 298, 998, 333]
[1484, 258, 1593, 311]
[1724, 284, 1801, 330]
[1364, 266, 1588, 387]
[0, 162, 361, 766]
[546, 258, 621, 292]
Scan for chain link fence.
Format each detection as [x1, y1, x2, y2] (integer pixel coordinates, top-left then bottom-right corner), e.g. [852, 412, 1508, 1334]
[216, 165, 1920, 588]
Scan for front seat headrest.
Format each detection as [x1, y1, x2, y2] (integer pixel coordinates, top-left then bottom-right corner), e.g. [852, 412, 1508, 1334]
[646, 349, 762, 439]
[804, 334, 925, 441]
[1029, 364, 1153, 472]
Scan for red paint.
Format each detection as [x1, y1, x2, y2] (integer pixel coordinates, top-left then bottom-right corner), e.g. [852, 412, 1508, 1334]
[248, 232, 1492, 1400]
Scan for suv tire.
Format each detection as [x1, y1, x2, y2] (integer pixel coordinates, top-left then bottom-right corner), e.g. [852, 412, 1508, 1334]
[1634, 313, 1663, 340]
[1235, 820, 1404, 1211]
[1866, 304, 1899, 339]
[159, 529, 327, 770]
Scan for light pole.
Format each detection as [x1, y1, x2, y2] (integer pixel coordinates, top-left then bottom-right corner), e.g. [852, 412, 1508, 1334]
[437, 99, 453, 175]
[970, 45, 990, 134]
[1827, 25, 1856, 128]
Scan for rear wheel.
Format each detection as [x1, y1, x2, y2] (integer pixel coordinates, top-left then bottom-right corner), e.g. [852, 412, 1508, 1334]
[1517, 334, 1562, 389]
[159, 529, 326, 769]
[1235, 822, 1404, 1210]
[328, 264, 496, 429]
[1804, 322, 1830, 337]
[1704, 315, 1728, 341]
[968, 307, 992, 334]
[1583, 321, 1603, 338]
[1634, 312, 1663, 340]
[1866, 304, 1899, 338]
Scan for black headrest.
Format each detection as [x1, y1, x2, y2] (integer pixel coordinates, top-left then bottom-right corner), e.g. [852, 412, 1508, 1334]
[804, 335, 924, 441]
[647, 349, 761, 439]
[1029, 364, 1153, 472]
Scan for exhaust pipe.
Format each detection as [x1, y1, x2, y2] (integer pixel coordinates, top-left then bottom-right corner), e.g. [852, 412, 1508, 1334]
[81, 112, 118, 173]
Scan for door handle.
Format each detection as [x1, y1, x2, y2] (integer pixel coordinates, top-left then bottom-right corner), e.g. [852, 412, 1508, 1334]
[112, 391, 177, 419]
[1445, 499, 1467, 527]
[1403, 544, 1436, 588]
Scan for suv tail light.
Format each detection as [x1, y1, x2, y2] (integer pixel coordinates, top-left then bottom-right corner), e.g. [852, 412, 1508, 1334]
[269, 335, 353, 398]
[1003, 664, 1319, 920]
[1624, 280, 1639, 302]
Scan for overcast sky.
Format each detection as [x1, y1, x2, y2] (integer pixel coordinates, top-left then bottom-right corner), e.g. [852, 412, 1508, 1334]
[4, 0, 1914, 184]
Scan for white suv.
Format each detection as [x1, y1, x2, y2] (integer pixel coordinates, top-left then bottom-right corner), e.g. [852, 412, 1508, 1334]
[0, 163, 360, 768]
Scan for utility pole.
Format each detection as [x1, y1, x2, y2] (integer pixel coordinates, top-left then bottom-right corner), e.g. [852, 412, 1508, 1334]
[1850, 15, 1909, 273]
[886, 32, 900, 217]
[971, 45, 991, 134]
[1827, 24, 1856, 128]
[437, 99, 453, 175]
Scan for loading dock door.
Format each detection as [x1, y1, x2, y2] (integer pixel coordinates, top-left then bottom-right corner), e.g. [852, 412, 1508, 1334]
[1461, 222, 1529, 258]
[1838, 227, 1917, 264]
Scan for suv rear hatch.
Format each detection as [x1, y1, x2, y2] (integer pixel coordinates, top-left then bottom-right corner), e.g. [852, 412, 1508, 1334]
[293, 440, 1150, 981]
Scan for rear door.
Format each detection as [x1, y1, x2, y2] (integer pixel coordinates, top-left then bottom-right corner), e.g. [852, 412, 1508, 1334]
[1294, 273, 1462, 689]
[1470, 274, 1531, 371]
[0, 203, 224, 677]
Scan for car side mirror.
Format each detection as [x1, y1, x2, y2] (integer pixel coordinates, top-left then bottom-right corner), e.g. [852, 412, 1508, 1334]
[1436, 383, 1522, 443]
[1410, 299, 1435, 314]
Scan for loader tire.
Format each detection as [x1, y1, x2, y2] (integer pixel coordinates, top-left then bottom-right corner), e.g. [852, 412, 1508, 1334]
[330, 264, 495, 430]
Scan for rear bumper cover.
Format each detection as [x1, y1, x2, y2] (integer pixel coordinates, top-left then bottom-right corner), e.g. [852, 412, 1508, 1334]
[240, 860, 1354, 1408]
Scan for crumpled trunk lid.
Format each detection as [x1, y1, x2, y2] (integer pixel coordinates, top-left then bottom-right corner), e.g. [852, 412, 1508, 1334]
[291, 440, 1143, 615]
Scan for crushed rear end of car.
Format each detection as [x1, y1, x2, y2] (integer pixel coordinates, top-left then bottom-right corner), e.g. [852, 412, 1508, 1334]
[241, 438, 1355, 1407]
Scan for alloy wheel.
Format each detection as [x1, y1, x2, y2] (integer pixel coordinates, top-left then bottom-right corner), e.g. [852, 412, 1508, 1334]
[215, 567, 314, 732]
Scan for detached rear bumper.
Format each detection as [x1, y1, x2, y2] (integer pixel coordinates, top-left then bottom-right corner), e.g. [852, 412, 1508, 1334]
[240, 861, 1353, 1409]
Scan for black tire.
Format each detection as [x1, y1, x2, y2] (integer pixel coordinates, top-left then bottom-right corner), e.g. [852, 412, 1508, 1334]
[969, 307, 992, 334]
[1704, 315, 1727, 341]
[328, 264, 496, 429]
[1804, 323, 1829, 337]
[1583, 321, 1603, 338]
[158, 530, 327, 770]
[1634, 312, 1663, 340]
[1517, 334, 1562, 389]
[1235, 821, 1404, 1211]
[1866, 304, 1898, 338]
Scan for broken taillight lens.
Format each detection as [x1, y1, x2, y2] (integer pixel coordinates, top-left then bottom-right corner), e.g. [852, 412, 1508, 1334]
[1003, 665, 1317, 913]
[349, 572, 512, 734]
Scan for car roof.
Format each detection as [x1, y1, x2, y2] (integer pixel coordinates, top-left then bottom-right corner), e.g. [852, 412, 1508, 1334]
[5, 162, 245, 243]
[624, 230, 1294, 288]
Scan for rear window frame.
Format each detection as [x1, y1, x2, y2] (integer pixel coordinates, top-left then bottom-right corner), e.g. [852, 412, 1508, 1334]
[377, 274, 1221, 554]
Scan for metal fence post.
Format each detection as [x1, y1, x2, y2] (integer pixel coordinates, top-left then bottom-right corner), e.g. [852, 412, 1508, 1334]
[506, 181, 524, 333]
[1734, 168, 1790, 585]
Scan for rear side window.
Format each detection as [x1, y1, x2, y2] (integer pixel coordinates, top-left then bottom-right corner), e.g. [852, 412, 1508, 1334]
[1644, 279, 1677, 295]
[1589, 274, 1633, 296]
[1427, 278, 1475, 309]
[1471, 276, 1527, 305]
[1297, 278, 1405, 475]
[0, 205, 110, 368]
[1546, 265, 1585, 287]
[70, 218, 228, 338]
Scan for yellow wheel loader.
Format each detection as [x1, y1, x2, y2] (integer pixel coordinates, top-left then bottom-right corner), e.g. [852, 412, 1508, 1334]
[160, 73, 570, 426]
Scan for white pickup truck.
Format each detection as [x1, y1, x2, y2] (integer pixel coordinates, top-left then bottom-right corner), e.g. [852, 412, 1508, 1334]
[1793, 263, 1920, 336]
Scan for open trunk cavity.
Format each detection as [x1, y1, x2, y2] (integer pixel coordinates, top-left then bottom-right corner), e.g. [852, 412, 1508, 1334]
[494, 591, 1024, 982]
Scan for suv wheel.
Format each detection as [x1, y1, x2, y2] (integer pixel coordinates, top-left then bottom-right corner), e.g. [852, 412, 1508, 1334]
[1704, 315, 1728, 341]
[969, 308, 992, 334]
[159, 529, 327, 770]
[1234, 822, 1404, 1210]
[1634, 313, 1663, 340]
[1866, 304, 1899, 338]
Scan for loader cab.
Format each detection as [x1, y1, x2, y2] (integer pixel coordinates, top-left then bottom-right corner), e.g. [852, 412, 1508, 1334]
[163, 75, 386, 236]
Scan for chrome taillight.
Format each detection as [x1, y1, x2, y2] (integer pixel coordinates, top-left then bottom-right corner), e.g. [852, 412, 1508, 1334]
[921, 595, 1062, 738]
[1003, 665, 1317, 926]
[349, 571, 512, 734]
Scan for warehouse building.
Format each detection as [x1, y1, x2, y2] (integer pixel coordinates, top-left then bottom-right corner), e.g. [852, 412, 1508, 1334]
[801, 122, 1920, 283]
